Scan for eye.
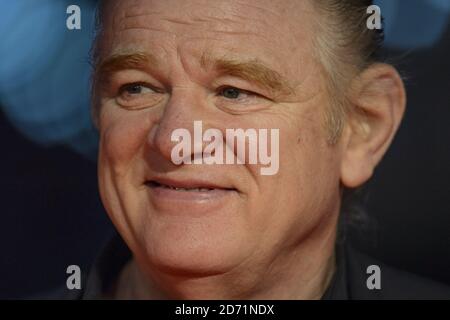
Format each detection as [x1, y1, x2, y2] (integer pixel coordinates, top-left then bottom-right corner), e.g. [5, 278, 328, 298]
[115, 82, 163, 109]
[219, 86, 254, 100]
[119, 83, 154, 97]
[214, 85, 271, 113]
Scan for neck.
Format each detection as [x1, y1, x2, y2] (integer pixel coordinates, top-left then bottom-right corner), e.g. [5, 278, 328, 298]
[114, 212, 338, 300]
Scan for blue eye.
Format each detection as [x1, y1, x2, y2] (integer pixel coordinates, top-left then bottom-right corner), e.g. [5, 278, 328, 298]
[116, 82, 163, 109]
[220, 86, 261, 100]
[214, 85, 272, 112]
[126, 84, 144, 94]
[121, 83, 150, 95]
[221, 87, 242, 99]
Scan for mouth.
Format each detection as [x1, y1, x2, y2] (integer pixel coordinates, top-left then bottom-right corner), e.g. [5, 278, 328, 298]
[144, 177, 239, 215]
[146, 181, 218, 192]
[144, 177, 238, 201]
[145, 176, 237, 192]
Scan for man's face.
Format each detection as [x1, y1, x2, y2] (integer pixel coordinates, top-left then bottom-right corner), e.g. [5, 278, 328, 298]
[96, 0, 342, 277]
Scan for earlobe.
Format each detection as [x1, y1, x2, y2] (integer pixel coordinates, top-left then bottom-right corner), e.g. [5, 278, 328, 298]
[340, 63, 406, 188]
[340, 124, 375, 188]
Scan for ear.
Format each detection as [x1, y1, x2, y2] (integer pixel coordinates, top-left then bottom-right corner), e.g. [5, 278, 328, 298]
[340, 63, 406, 188]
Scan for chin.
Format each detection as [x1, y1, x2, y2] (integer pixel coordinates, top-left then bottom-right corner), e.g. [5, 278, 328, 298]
[138, 220, 252, 277]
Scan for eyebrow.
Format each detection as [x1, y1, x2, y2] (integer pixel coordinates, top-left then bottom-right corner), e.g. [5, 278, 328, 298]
[95, 52, 158, 79]
[201, 53, 294, 94]
[95, 51, 294, 94]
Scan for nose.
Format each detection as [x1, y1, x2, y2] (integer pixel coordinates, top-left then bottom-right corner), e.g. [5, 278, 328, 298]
[147, 87, 206, 163]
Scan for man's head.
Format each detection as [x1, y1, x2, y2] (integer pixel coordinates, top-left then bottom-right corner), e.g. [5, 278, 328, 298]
[91, 0, 405, 297]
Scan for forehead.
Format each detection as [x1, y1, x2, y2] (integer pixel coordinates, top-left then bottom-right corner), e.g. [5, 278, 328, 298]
[99, 0, 317, 78]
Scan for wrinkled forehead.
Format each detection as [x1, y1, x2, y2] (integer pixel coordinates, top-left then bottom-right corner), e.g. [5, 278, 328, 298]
[96, 0, 317, 66]
[100, 0, 312, 29]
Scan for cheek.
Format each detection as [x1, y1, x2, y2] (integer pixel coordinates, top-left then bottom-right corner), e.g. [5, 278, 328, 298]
[284, 113, 338, 200]
[281, 122, 341, 226]
[99, 110, 152, 171]
[250, 106, 338, 229]
[98, 111, 154, 233]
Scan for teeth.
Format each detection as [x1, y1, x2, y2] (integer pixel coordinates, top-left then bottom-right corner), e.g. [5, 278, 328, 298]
[148, 181, 216, 191]
[161, 185, 212, 191]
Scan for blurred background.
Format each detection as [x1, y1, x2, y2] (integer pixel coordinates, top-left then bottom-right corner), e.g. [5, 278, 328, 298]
[0, 0, 449, 298]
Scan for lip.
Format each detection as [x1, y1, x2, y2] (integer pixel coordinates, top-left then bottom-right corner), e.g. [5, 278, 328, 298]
[144, 176, 239, 212]
[146, 176, 236, 191]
